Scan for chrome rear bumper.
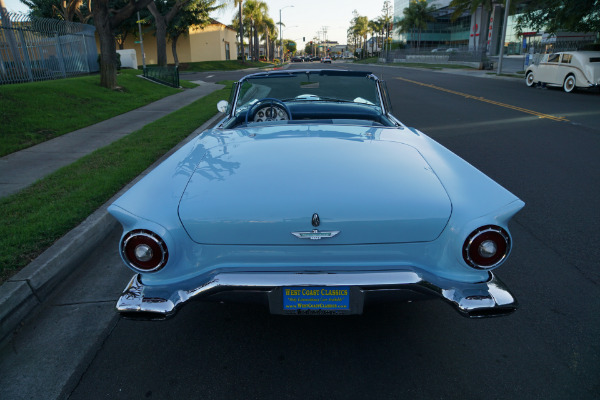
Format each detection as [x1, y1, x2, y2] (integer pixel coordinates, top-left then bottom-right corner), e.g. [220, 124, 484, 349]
[116, 269, 518, 319]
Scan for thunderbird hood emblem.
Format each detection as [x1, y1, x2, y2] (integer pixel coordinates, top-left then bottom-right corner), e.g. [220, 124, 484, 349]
[293, 213, 339, 240]
[292, 229, 340, 240]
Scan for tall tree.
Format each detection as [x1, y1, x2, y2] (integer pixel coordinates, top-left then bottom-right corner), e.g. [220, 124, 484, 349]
[381, 0, 393, 42]
[93, 0, 154, 88]
[235, 0, 243, 62]
[515, 0, 599, 34]
[283, 39, 298, 57]
[229, 11, 250, 59]
[147, 0, 192, 66]
[350, 13, 369, 58]
[242, 0, 267, 61]
[368, 18, 384, 56]
[347, 10, 362, 56]
[20, 0, 92, 22]
[259, 15, 275, 60]
[397, 0, 435, 50]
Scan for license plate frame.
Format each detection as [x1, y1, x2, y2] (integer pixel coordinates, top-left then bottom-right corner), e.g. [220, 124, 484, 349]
[282, 286, 350, 314]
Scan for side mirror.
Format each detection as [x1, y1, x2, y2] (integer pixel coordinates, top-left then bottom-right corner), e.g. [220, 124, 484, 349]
[217, 100, 228, 113]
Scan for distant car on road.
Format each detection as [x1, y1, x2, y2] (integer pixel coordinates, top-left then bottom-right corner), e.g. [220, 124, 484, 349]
[445, 48, 459, 53]
[291, 56, 303, 63]
[525, 51, 600, 92]
[431, 48, 446, 53]
[321, 56, 332, 63]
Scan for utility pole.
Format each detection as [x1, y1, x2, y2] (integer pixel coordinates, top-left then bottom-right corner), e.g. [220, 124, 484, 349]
[279, 5, 293, 60]
[497, 0, 510, 75]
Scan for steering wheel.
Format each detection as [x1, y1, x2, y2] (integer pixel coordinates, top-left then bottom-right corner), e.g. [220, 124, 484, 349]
[245, 98, 292, 124]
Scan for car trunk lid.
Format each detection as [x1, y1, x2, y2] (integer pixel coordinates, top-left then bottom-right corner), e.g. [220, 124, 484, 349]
[178, 134, 451, 245]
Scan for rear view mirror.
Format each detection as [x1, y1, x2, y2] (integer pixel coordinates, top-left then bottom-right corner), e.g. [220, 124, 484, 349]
[217, 100, 228, 113]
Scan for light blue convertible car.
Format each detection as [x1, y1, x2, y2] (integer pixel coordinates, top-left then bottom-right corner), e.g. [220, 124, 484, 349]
[109, 70, 524, 319]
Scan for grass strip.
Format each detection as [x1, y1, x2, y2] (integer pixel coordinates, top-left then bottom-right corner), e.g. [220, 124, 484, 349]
[178, 60, 276, 72]
[0, 69, 187, 157]
[353, 58, 477, 70]
[0, 81, 233, 284]
[387, 62, 474, 70]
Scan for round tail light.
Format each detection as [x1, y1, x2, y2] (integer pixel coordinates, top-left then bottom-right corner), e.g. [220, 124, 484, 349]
[121, 230, 168, 272]
[463, 226, 510, 269]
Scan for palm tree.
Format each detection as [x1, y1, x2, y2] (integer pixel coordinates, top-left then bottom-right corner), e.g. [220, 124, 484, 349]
[235, 0, 244, 62]
[397, 0, 435, 50]
[242, 0, 268, 61]
[380, 0, 393, 42]
[260, 16, 276, 61]
[369, 18, 385, 56]
[353, 15, 369, 58]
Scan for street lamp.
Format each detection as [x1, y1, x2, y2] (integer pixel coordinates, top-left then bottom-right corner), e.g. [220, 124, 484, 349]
[279, 5, 294, 60]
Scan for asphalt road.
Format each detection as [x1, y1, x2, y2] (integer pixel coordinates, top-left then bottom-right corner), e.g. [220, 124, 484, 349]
[4, 63, 600, 399]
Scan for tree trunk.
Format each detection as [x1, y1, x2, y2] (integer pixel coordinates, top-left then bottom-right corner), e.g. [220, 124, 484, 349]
[264, 33, 269, 61]
[92, 0, 153, 88]
[93, 0, 118, 89]
[147, 2, 168, 66]
[238, 1, 244, 62]
[253, 25, 259, 61]
[171, 35, 179, 66]
[248, 25, 253, 61]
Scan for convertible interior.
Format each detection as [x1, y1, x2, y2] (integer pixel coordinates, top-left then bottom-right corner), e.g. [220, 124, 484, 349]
[219, 70, 399, 129]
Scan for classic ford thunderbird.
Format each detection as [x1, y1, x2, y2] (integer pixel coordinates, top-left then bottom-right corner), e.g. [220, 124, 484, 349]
[109, 69, 524, 319]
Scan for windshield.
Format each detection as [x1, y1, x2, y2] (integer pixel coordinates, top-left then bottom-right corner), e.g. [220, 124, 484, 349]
[234, 71, 381, 115]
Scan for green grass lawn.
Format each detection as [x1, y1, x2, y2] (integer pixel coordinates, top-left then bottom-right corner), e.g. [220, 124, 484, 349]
[353, 57, 380, 64]
[178, 60, 276, 72]
[0, 82, 233, 284]
[0, 70, 190, 157]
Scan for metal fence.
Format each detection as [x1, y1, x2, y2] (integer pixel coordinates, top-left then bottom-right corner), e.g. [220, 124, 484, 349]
[0, 12, 98, 85]
[524, 39, 597, 55]
[143, 65, 180, 88]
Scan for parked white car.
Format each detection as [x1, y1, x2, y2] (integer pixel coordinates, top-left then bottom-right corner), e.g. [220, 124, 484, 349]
[525, 51, 600, 92]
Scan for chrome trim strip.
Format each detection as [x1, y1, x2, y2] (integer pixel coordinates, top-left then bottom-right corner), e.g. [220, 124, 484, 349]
[291, 230, 340, 240]
[116, 269, 517, 319]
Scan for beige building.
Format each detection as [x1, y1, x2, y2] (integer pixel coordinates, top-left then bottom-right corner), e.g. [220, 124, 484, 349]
[108, 19, 239, 66]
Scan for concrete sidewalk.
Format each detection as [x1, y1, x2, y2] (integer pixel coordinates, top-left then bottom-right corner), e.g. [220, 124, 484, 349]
[0, 80, 225, 199]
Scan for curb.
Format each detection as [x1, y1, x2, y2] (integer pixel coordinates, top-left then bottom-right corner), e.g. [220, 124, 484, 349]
[0, 112, 224, 347]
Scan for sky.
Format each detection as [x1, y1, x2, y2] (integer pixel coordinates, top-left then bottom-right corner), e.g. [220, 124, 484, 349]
[3, 0, 392, 44]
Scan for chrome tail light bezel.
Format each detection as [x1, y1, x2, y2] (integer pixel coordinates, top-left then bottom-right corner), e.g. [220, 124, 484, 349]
[121, 229, 169, 273]
[462, 225, 511, 270]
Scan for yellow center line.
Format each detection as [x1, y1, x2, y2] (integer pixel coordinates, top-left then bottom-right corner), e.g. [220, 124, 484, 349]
[396, 77, 569, 122]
